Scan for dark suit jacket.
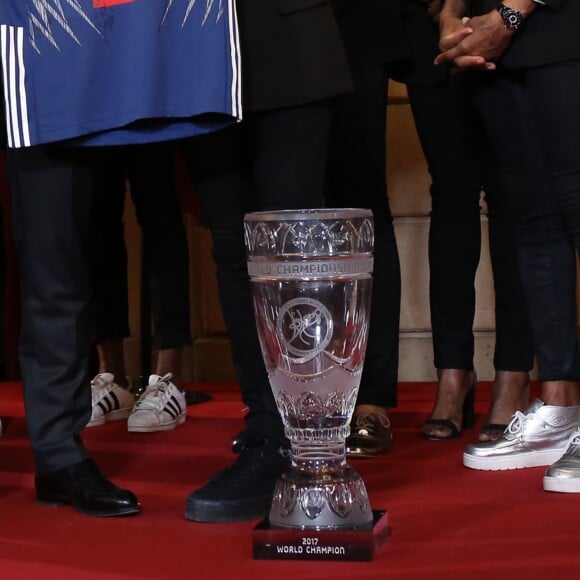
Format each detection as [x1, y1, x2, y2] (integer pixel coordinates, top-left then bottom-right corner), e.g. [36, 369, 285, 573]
[237, 0, 352, 112]
[471, 0, 580, 69]
[332, 0, 409, 70]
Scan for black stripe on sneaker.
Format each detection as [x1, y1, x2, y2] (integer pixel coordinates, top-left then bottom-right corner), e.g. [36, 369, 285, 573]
[109, 391, 120, 410]
[164, 404, 178, 419]
[165, 397, 182, 418]
[170, 395, 183, 413]
[103, 394, 114, 412]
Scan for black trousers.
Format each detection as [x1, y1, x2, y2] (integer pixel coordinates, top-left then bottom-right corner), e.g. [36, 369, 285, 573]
[470, 60, 580, 381]
[408, 75, 534, 373]
[0, 194, 4, 380]
[92, 143, 191, 350]
[182, 103, 334, 441]
[326, 63, 401, 408]
[7, 145, 98, 473]
[522, 61, 580, 248]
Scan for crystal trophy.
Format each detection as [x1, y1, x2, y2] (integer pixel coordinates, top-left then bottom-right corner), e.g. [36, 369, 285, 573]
[245, 209, 388, 560]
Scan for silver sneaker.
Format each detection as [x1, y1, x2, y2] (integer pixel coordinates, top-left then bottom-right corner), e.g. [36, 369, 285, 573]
[463, 399, 580, 471]
[543, 428, 580, 493]
[127, 373, 186, 433]
[88, 373, 135, 427]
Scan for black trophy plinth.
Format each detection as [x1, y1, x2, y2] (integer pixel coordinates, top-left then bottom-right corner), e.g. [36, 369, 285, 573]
[253, 510, 389, 561]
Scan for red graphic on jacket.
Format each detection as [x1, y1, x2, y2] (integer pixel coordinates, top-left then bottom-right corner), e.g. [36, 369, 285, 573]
[94, 0, 135, 7]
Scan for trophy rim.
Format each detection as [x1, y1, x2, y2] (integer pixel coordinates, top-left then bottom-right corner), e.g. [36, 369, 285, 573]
[244, 208, 373, 222]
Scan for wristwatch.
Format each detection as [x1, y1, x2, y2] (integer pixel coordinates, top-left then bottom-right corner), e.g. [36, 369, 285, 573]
[497, 3, 524, 31]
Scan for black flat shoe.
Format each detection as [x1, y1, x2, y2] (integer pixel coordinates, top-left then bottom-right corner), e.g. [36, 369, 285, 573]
[479, 370, 530, 442]
[35, 459, 140, 517]
[478, 422, 508, 442]
[346, 412, 392, 458]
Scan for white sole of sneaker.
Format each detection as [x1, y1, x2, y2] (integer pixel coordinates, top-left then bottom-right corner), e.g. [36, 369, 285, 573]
[543, 476, 580, 493]
[127, 412, 186, 433]
[463, 448, 565, 471]
[86, 408, 133, 428]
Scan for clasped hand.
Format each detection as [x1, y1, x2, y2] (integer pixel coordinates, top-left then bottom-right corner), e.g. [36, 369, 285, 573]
[435, 10, 515, 72]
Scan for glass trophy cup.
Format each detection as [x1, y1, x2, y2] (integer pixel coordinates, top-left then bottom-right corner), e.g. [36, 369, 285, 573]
[245, 209, 384, 553]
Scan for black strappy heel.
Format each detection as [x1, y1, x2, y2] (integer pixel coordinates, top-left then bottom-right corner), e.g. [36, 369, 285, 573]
[423, 378, 476, 440]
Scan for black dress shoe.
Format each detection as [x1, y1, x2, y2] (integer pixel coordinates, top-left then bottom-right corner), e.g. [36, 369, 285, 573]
[185, 439, 290, 523]
[35, 459, 140, 517]
[346, 412, 392, 458]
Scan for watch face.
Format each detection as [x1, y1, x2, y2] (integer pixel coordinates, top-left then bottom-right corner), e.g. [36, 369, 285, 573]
[499, 5, 523, 30]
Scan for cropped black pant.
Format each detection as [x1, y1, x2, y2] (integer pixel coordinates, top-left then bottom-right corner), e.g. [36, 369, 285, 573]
[326, 63, 401, 408]
[408, 75, 534, 374]
[92, 143, 191, 350]
[470, 60, 580, 381]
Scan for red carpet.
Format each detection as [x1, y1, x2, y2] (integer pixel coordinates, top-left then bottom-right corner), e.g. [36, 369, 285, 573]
[1, 381, 579, 579]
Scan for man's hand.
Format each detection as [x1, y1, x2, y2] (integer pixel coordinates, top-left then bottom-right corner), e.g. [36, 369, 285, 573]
[435, 10, 514, 70]
[435, 1, 538, 71]
[436, 0, 472, 51]
[439, 13, 473, 51]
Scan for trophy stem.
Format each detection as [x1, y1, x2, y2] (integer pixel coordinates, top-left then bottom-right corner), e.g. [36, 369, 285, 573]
[268, 428, 374, 531]
[291, 441, 346, 465]
[290, 428, 347, 472]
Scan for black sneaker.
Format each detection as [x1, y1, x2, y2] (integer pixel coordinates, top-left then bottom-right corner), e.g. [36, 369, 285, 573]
[231, 428, 266, 453]
[185, 439, 290, 523]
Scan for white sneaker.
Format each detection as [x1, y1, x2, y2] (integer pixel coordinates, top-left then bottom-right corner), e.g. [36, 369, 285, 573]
[543, 428, 580, 493]
[127, 373, 186, 433]
[88, 373, 135, 427]
[463, 400, 580, 471]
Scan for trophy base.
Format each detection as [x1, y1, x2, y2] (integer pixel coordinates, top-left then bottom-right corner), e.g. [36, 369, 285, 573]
[252, 510, 389, 561]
